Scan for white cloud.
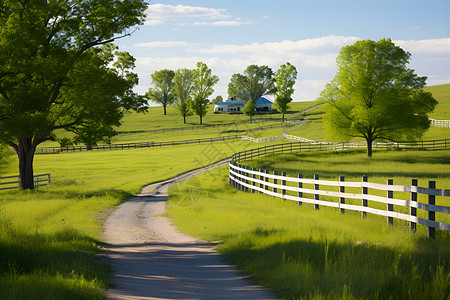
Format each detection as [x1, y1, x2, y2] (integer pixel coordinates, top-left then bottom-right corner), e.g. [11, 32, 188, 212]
[145, 4, 230, 26]
[193, 20, 252, 27]
[134, 41, 190, 48]
[394, 38, 450, 54]
[263, 15, 270, 20]
[131, 36, 450, 101]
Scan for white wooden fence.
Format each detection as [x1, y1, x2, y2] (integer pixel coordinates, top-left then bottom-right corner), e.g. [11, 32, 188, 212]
[430, 119, 450, 128]
[0, 173, 51, 190]
[229, 163, 449, 237]
[241, 135, 284, 143]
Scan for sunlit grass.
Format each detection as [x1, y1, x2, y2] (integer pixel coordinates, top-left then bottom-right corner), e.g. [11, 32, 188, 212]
[167, 162, 450, 299]
[0, 140, 255, 299]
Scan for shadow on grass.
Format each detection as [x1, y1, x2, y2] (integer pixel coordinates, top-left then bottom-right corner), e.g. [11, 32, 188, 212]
[220, 232, 450, 299]
[0, 227, 110, 299]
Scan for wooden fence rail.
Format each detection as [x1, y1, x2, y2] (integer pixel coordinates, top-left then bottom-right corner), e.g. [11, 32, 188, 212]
[36, 135, 242, 153]
[231, 139, 449, 163]
[429, 118, 450, 128]
[229, 139, 450, 237]
[0, 173, 51, 190]
[229, 163, 450, 237]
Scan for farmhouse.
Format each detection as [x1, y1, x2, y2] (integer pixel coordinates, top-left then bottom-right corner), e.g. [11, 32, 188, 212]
[214, 96, 273, 113]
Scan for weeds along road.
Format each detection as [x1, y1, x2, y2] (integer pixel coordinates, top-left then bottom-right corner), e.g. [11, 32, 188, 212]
[102, 159, 275, 300]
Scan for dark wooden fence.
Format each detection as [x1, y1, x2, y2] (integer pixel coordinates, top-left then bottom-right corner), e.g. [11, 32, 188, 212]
[231, 139, 450, 163]
[0, 173, 51, 190]
[36, 135, 242, 153]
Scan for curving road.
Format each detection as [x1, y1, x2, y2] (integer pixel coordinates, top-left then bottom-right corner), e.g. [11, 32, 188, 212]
[102, 159, 275, 300]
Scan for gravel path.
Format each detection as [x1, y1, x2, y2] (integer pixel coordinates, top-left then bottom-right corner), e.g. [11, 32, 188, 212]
[102, 159, 275, 300]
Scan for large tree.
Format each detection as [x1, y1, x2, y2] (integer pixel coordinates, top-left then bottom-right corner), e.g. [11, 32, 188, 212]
[0, 0, 147, 189]
[275, 62, 298, 122]
[173, 68, 194, 124]
[146, 69, 176, 115]
[319, 38, 437, 157]
[191, 62, 219, 125]
[228, 65, 276, 121]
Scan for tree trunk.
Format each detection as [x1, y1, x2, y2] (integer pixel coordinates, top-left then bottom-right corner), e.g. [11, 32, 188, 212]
[200, 115, 202, 125]
[183, 114, 186, 124]
[14, 137, 36, 189]
[250, 115, 253, 123]
[163, 105, 167, 115]
[282, 113, 285, 122]
[366, 134, 373, 157]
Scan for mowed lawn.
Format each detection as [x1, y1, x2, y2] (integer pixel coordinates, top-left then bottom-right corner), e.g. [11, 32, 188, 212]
[167, 149, 450, 299]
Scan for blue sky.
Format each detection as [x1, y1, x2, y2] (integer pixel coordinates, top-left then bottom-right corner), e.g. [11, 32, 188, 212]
[116, 0, 450, 101]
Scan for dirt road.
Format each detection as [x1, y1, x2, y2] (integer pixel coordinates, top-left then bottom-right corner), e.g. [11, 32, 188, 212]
[102, 159, 275, 299]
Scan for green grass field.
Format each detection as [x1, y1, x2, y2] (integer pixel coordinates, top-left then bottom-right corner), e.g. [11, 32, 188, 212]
[426, 83, 450, 120]
[0, 84, 448, 299]
[167, 152, 450, 299]
[0, 140, 255, 299]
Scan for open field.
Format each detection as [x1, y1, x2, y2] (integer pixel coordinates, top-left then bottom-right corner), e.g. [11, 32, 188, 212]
[426, 83, 450, 120]
[0, 84, 448, 299]
[0, 140, 254, 299]
[167, 152, 450, 299]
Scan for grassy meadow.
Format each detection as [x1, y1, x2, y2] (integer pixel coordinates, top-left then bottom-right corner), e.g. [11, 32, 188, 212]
[167, 157, 450, 299]
[0, 84, 448, 299]
[0, 139, 255, 299]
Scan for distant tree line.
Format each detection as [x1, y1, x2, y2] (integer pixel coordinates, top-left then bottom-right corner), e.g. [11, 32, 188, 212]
[147, 62, 298, 124]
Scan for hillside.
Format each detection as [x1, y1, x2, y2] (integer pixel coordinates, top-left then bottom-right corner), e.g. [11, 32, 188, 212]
[425, 83, 450, 120]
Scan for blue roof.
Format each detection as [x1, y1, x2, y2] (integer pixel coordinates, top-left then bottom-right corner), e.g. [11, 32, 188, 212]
[215, 97, 272, 106]
[215, 100, 245, 106]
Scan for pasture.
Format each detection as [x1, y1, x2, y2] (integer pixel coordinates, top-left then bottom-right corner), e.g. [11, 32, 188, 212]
[0, 84, 448, 299]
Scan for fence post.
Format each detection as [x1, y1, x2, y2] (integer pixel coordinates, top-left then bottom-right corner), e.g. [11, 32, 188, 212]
[298, 174, 303, 206]
[273, 171, 278, 195]
[428, 181, 436, 238]
[314, 174, 319, 210]
[339, 176, 345, 214]
[265, 170, 269, 191]
[387, 179, 394, 225]
[282, 172, 286, 200]
[362, 176, 368, 219]
[251, 167, 256, 193]
[410, 179, 418, 232]
[259, 168, 264, 191]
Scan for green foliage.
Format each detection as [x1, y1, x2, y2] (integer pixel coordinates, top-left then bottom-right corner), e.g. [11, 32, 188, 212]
[228, 65, 276, 103]
[320, 39, 438, 157]
[146, 69, 176, 115]
[275, 62, 298, 121]
[243, 98, 257, 122]
[0, 0, 147, 188]
[190, 62, 219, 124]
[173, 68, 194, 124]
[211, 95, 224, 104]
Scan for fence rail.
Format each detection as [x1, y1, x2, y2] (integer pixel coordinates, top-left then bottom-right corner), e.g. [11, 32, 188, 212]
[229, 163, 449, 237]
[231, 139, 449, 163]
[429, 118, 450, 128]
[229, 139, 450, 237]
[0, 173, 51, 190]
[37, 135, 242, 153]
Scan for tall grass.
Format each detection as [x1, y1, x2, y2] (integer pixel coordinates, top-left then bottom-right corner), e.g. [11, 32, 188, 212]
[167, 156, 450, 299]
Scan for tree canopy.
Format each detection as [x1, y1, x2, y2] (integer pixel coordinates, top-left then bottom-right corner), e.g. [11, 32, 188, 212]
[228, 65, 276, 120]
[146, 69, 176, 115]
[173, 68, 194, 124]
[274, 62, 298, 122]
[0, 0, 147, 189]
[319, 38, 437, 157]
[190, 62, 219, 125]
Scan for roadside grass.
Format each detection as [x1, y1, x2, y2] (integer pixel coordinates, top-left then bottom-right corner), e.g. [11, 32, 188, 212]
[0, 140, 253, 299]
[166, 153, 450, 299]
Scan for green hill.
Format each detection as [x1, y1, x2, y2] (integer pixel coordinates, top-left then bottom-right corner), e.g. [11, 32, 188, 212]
[425, 83, 450, 120]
